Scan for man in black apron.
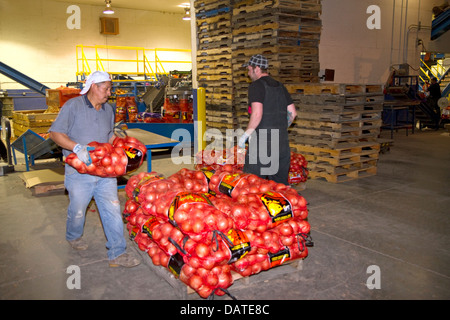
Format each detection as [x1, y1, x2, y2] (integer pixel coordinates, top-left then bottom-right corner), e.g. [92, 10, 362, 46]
[239, 54, 297, 185]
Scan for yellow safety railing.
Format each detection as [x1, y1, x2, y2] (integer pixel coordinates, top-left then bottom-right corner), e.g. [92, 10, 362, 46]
[76, 45, 191, 81]
[420, 57, 448, 82]
[420, 59, 435, 82]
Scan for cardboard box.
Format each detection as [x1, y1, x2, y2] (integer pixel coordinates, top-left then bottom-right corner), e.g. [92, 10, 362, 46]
[19, 167, 65, 196]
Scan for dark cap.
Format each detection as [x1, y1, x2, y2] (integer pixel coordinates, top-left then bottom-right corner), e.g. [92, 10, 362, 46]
[242, 54, 269, 69]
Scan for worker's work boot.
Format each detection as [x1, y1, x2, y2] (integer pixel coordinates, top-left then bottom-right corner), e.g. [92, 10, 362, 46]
[109, 252, 141, 268]
[67, 238, 88, 251]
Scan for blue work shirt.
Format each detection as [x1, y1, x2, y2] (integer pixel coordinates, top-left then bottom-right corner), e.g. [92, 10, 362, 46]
[49, 95, 115, 157]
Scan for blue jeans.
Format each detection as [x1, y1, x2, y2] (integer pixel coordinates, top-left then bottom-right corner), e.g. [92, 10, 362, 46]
[64, 164, 126, 260]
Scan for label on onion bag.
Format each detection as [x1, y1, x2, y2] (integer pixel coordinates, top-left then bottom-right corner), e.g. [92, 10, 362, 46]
[268, 246, 291, 268]
[167, 253, 185, 278]
[225, 229, 251, 263]
[199, 168, 215, 183]
[129, 226, 140, 241]
[258, 191, 293, 225]
[132, 174, 163, 201]
[141, 216, 160, 238]
[168, 192, 213, 227]
[202, 191, 216, 201]
[124, 146, 144, 174]
[218, 173, 251, 197]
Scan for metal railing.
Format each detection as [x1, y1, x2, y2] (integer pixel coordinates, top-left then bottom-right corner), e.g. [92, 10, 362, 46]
[76, 45, 191, 82]
[419, 57, 448, 82]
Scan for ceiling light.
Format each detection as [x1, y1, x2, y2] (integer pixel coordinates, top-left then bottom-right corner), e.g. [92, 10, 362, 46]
[103, 0, 114, 15]
[183, 8, 190, 20]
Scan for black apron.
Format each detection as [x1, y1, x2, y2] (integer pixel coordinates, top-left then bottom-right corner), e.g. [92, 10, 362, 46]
[244, 78, 291, 185]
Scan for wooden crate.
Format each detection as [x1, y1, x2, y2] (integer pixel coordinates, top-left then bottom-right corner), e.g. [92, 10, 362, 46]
[12, 110, 58, 138]
[13, 110, 58, 126]
[46, 88, 81, 108]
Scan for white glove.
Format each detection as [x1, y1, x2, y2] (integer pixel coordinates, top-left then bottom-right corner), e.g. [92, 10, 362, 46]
[238, 132, 250, 149]
[73, 144, 94, 165]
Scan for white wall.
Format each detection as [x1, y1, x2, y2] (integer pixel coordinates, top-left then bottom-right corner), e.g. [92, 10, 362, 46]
[320, 0, 442, 84]
[1, 0, 446, 89]
[0, 0, 192, 90]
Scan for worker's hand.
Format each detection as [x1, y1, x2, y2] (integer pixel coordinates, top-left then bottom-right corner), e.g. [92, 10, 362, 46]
[238, 132, 250, 149]
[73, 144, 95, 166]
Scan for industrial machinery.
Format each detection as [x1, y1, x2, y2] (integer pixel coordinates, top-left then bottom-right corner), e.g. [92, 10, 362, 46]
[162, 71, 193, 116]
[384, 64, 440, 131]
[0, 117, 15, 175]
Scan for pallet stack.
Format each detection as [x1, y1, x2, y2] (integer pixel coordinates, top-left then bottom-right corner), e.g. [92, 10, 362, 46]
[195, 0, 237, 143]
[194, 0, 322, 146]
[286, 83, 384, 183]
[232, 0, 322, 128]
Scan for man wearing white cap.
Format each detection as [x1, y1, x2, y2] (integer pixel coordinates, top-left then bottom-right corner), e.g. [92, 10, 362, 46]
[49, 71, 140, 268]
[239, 54, 297, 185]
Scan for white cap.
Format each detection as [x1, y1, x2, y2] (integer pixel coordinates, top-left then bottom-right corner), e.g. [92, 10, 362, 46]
[80, 71, 111, 95]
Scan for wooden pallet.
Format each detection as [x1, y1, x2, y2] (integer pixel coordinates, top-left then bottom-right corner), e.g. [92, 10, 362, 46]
[198, 39, 232, 50]
[285, 83, 369, 95]
[363, 101, 384, 111]
[310, 151, 379, 167]
[290, 135, 367, 149]
[292, 95, 367, 106]
[198, 73, 233, 81]
[132, 241, 305, 299]
[297, 102, 366, 113]
[198, 47, 232, 58]
[197, 12, 232, 25]
[308, 165, 377, 183]
[206, 115, 236, 124]
[195, 0, 230, 13]
[290, 127, 363, 139]
[205, 96, 233, 106]
[232, 45, 280, 59]
[276, 0, 322, 12]
[187, 259, 304, 296]
[312, 158, 378, 173]
[207, 120, 236, 129]
[197, 19, 231, 34]
[291, 142, 380, 159]
[232, 37, 279, 50]
[198, 80, 233, 90]
[294, 119, 363, 131]
[296, 110, 362, 122]
[233, 0, 276, 15]
[197, 59, 232, 70]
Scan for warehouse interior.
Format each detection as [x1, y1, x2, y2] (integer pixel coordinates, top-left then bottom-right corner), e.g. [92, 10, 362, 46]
[1, 0, 450, 303]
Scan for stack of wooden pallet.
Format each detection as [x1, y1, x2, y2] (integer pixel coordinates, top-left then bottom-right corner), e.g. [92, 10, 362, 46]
[232, 0, 322, 128]
[286, 83, 384, 183]
[194, 0, 322, 145]
[196, 0, 236, 140]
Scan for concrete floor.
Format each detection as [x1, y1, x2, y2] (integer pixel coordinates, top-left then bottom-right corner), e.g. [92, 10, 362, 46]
[0, 128, 449, 302]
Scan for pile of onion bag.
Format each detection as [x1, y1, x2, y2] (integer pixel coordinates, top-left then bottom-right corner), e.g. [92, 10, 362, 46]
[194, 146, 308, 185]
[123, 165, 313, 299]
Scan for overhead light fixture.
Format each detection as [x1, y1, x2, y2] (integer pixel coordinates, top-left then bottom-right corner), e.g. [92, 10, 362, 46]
[183, 8, 190, 20]
[103, 0, 114, 15]
[179, 3, 190, 20]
